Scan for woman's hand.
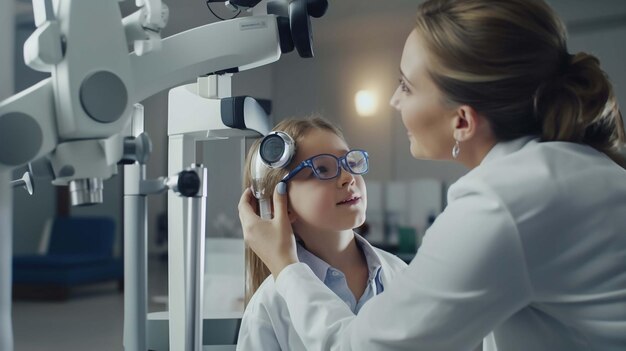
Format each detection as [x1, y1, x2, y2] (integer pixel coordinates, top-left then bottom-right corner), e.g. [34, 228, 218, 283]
[238, 182, 298, 278]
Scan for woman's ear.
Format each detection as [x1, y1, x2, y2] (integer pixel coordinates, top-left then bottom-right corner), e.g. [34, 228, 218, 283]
[451, 105, 480, 141]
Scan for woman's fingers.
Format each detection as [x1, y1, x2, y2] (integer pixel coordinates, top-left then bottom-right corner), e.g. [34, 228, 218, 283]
[238, 183, 299, 278]
[238, 187, 259, 231]
[272, 182, 289, 225]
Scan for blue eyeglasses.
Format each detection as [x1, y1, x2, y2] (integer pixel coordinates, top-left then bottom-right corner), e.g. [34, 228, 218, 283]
[282, 149, 369, 182]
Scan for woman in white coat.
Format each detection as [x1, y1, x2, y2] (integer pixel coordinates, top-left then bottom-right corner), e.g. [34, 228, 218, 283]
[238, 0, 626, 350]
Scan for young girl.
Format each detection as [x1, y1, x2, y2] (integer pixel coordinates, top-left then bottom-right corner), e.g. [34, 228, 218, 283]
[236, 117, 407, 350]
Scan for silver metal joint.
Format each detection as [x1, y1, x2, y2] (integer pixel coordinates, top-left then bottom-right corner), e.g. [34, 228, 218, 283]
[69, 178, 104, 206]
[10, 172, 34, 195]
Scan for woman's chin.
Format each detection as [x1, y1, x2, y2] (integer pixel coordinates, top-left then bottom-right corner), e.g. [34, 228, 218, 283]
[409, 145, 426, 159]
[409, 143, 438, 160]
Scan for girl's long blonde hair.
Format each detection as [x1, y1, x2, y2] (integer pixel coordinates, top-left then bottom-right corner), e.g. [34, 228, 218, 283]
[242, 116, 344, 304]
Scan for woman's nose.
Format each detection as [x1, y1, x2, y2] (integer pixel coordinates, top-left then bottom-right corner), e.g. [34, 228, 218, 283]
[389, 87, 401, 110]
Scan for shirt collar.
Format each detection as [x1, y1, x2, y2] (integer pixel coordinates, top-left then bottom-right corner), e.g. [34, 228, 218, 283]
[481, 136, 538, 166]
[353, 233, 383, 282]
[295, 232, 383, 283]
[296, 240, 331, 282]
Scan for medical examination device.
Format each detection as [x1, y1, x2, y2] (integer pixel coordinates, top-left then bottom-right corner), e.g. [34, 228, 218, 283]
[0, 0, 328, 350]
[252, 131, 296, 218]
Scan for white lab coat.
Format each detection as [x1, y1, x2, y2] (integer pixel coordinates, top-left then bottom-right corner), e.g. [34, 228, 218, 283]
[237, 241, 408, 351]
[274, 137, 626, 351]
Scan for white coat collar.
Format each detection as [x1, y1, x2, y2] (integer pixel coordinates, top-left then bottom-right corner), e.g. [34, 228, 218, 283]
[481, 136, 538, 166]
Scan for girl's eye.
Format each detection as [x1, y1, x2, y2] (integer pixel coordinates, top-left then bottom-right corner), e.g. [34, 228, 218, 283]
[348, 159, 363, 168]
[315, 166, 329, 174]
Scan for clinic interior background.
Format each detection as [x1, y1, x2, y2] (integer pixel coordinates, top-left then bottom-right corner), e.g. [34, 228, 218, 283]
[3, 0, 626, 262]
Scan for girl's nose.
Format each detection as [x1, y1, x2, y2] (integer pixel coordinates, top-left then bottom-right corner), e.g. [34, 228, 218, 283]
[337, 167, 355, 188]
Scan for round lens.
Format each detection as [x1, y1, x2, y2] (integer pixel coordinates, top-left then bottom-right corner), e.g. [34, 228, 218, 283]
[260, 135, 285, 163]
[346, 151, 368, 174]
[311, 155, 339, 180]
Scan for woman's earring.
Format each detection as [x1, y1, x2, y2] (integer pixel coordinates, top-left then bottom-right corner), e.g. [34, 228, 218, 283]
[452, 140, 460, 159]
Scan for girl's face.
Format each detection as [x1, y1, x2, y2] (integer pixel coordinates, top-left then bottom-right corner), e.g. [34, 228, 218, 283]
[286, 129, 367, 234]
[389, 29, 458, 160]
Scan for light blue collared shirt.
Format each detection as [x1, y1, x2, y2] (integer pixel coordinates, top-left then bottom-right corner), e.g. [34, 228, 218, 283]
[296, 233, 384, 314]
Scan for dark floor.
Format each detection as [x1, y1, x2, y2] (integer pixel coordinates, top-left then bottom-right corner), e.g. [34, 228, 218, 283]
[12, 257, 168, 351]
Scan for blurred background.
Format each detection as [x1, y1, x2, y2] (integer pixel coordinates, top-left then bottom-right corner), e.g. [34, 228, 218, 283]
[2, 0, 625, 350]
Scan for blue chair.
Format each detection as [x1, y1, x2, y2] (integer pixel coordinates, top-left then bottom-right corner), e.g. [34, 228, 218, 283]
[12, 216, 123, 300]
